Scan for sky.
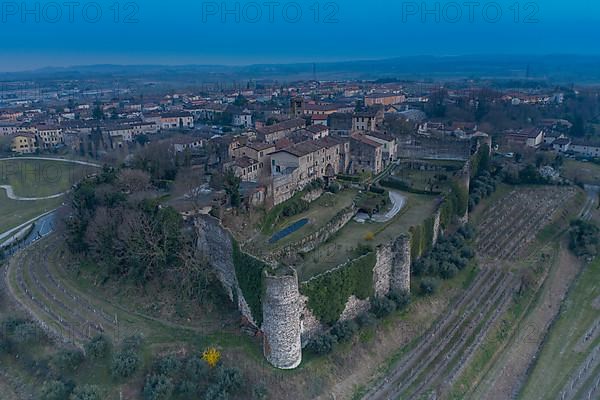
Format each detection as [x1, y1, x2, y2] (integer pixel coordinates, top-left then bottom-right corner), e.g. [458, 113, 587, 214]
[0, 0, 599, 71]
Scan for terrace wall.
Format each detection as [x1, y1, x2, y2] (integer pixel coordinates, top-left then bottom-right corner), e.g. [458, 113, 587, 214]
[264, 204, 357, 262]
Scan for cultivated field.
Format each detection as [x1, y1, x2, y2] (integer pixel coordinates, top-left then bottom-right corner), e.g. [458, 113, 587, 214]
[475, 186, 577, 260]
[519, 257, 600, 400]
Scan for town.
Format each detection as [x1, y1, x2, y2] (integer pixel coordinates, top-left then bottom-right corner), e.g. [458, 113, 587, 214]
[0, 72, 599, 400]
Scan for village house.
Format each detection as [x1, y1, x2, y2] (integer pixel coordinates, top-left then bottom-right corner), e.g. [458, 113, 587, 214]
[0, 122, 19, 136]
[231, 141, 277, 176]
[159, 112, 194, 130]
[352, 108, 384, 132]
[270, 136, 350, 204]
[364, 93, 406, 107]
[505, 128, 545, 148]
[172, 137, 205, 153]
[233, 112, 253, 128]
[569, 139, 600, 158]
[225, 156, 260, 182]
[257, 118, 306, 143]
[365, 131, 397, 167]
[350, 133, 384, 174]
[10, 133, 38, 154]
[34, 125, 64, 149]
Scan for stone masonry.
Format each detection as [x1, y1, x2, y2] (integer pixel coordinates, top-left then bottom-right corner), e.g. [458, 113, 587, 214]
[262, 268, 303, 369]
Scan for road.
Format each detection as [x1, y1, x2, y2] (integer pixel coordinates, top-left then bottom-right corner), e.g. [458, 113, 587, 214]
[371, 190, 407, 223]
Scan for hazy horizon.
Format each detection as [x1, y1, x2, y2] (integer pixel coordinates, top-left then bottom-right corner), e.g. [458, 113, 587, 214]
[1, 0, 598, 72]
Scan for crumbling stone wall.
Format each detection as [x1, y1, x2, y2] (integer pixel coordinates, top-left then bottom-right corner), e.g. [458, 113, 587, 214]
[301, 188, 324, 203]
[339, 295, 370, 322]
[299, 294, 325, 344]
[194, 215, 258, 326]
[432, 207, 442, 246]
[262, 269, 302, 369]
[390, 234, 411, 293]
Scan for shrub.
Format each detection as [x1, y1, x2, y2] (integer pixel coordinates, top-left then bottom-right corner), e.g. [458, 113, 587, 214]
[307, 333, 337, 355]
[364, 231, 375, 241]
[202, 347, 221, 368]
[111, 349, 140, 378]
[50, 349, 85, 373]
[143, 374, 174, 400]
[357, 312, 377, 328]
[12, 322, 42, 344]
[84, 335, 111, 360]
[152, 355, 181, 377]
[388, 290, 411, 309]
[41, 380, 72, 400]
[371, 297, 397, 318]
[420, 278, 439, 296]
[70, 384, 101, 400]
[121, 334, 144, 350]
[331, 320, 358, 342]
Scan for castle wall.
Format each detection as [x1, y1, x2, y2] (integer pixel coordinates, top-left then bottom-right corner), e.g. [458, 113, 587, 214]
[194, 216, 259, 326]
[432, 208, 442, 246]
[262, 269, 302, 369]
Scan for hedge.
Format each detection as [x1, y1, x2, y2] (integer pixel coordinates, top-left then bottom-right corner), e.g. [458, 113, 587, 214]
[231, 239, 268, 326]
[301, 251, 376, 325]
[380, 177, 442, 196]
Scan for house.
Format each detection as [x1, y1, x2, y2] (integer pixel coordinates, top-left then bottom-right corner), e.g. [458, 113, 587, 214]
[257, 118, 306, 143]
[305, 124, 330, 140]
[10, 133, 38, 154]
[505, 128, 544, 148]
[159, 112, 194, 129]
[350, 133, 384, 174]
[233, 112, 253, 128]
[328, 112, 353, 136]
[231, 141, 277, 176]
[544, 131, 566, 145]
[352, 109, 384, 132]
[172, 137, 205, 152]
[0, 122, 19, 136]
[225, 156, 260, 182]
[365, 131, 397, 166]
[34, 125, 64, 149]
[569, 139, 600, 158]
[364, 93, 405, 107]
[552, 137, 571, 152]
[270, 136, 350, 204]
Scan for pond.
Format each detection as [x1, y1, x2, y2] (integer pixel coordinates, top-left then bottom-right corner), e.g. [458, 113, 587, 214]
[269, 218, 310, 244]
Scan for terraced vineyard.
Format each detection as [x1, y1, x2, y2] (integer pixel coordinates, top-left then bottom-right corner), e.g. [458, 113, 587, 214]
[365, 186, 580, 400]
[364, 265, 517, 400]
[475, 187, 577, 260]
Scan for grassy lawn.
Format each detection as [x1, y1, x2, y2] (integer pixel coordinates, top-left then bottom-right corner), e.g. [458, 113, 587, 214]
[0, 192, 62, 235]
[0, 159, 98, 236]
[518, 257, 600, 400]
[258, 189, 358, 250]
[295, 191, 438, 281]
[562, 160, 600, 185]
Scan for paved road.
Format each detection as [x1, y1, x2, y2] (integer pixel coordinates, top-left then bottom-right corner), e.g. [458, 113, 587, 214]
[371, 190, 407, 223]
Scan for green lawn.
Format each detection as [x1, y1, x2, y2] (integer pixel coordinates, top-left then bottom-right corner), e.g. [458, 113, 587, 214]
[295, 191, 438, 281]
[562, 160, 600, 186]
[519, 257, 600, 400]
[0, 159, 98, 236]
[263, 189, 358, 250]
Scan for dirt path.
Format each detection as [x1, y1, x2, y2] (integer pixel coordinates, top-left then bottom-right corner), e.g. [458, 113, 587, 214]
[475, 241, 581, 400]
[0, 184, 65, 201]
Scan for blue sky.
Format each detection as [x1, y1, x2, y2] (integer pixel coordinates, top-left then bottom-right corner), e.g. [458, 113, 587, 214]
[0, 0, 598, 71]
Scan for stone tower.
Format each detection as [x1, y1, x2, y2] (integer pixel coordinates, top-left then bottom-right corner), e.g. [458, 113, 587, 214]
[262, 268, 302, 369]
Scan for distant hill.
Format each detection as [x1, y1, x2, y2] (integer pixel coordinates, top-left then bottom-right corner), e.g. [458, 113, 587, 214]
[1, 55, 599, 83]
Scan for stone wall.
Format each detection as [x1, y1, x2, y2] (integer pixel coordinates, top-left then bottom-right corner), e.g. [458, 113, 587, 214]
[262, 268, 302, 369]
[432, 207, 442, 246]
[264, 204, 356, 262]
[458, 161, 471, 224]
[299, 294, 325, 344]
[301, 188, 324, 203]
[194, 215, 259, 326]
[390, 234, 411, 293]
